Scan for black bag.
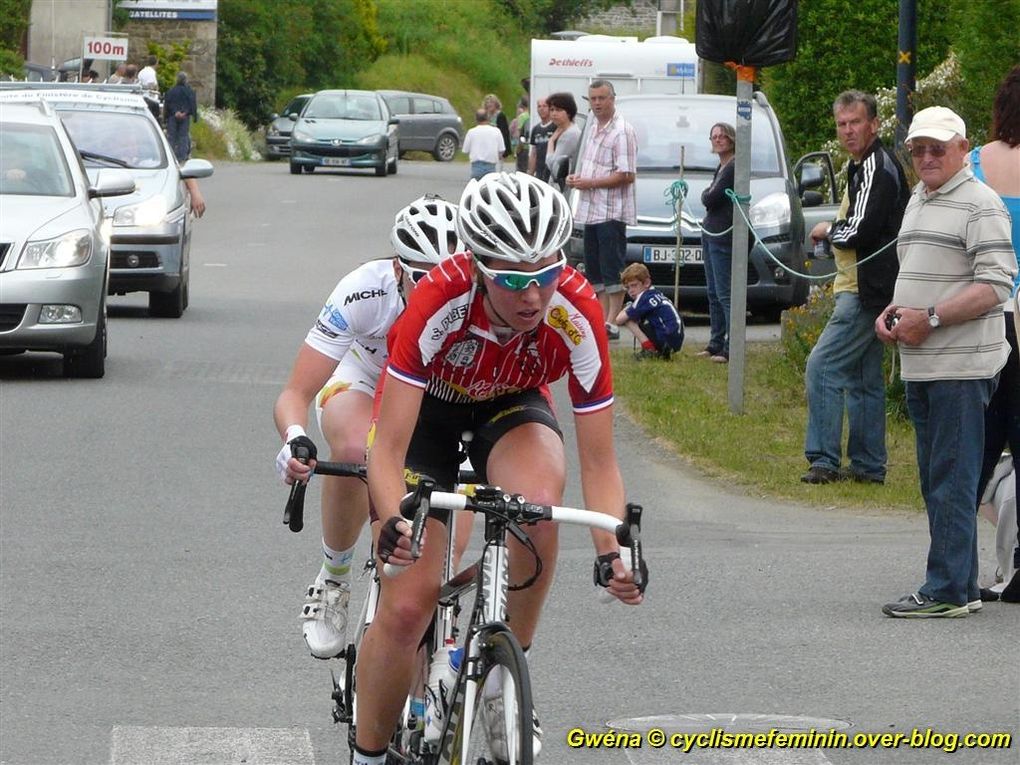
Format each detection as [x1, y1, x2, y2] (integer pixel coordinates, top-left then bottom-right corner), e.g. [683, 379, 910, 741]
[695, 0, 798, 67]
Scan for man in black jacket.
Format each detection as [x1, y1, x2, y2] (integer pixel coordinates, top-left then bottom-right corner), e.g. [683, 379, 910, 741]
[163, 71, 198, 163]
[801, 90, 909, 485]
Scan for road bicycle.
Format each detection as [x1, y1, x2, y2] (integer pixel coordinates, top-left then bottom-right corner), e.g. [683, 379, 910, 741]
[282, 458, 645, 765]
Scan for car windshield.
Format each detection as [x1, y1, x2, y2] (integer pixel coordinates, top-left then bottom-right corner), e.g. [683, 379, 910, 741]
[0, 122, 74, 197]
[304, 94, 382, 121]
[284, 96, 309, 117]
[58, 110, 167, 169]
[617, 100, 781, 174]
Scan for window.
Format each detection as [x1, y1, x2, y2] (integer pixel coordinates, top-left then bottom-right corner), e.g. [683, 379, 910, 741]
[0, 123, 74, 197]
[385, 96, 412, 115]
[413, 98, 438, 114]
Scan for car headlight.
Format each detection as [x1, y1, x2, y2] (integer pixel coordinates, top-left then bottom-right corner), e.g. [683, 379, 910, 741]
[18, 229, 92, 269]
[357, 134, 383, 145]
[292, 128, 312, 142]
[113, 195, 168, 227]
[268, 125, 279, 136]
[748, 192, 791, 232]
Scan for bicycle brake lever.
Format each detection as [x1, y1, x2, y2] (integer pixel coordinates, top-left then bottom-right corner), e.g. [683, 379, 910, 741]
[626, 503, 644, 590]
[283, 444, 311, 533]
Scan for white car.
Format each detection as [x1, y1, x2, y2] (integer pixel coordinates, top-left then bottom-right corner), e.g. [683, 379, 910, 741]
[0, 100, 134, 377]
[0, 83, 214, 317]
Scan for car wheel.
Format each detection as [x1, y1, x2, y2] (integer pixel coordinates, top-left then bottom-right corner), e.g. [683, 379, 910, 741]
[303, 165, 314, 173]
[375, 162, 387, 177]
[434, 134, 458, 162]
[388, 155, 398, 175]
[63, 300, 106, 379]
[289, 161, 301, 175]
[149, 280, 186, 318]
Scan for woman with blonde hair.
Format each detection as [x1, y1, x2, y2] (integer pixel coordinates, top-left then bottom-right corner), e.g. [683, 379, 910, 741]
[482, 93, 512, 161]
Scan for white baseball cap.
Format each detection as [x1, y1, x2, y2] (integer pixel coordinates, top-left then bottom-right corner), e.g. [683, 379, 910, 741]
[906, 106, 966, 143]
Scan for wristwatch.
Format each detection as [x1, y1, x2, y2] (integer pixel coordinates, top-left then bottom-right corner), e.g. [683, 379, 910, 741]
[927, 306, 941, 328]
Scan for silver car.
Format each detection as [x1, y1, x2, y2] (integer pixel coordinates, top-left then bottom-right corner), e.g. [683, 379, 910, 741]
[265, 93, 311, 159]
[0, 83, 214, 318]
[0, 100, 134, 377]
[378, 90, 463, 161]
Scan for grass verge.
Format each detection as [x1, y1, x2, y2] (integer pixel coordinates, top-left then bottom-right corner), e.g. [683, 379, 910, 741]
[611, 343, 924, 513]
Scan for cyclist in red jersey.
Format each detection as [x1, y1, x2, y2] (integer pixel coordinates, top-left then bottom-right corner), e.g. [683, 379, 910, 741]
[351, 172, 646, 765]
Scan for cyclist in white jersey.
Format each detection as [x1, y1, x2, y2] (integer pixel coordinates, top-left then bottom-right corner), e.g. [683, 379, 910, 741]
[273, 195, 462, 659]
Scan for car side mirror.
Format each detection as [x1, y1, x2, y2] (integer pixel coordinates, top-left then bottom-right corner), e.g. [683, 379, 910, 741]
[289, 113, 298, 122]
[389, 117, 400, 125]
[179, 158, 215, 180]
[799, 162, 824, 192]
[801, 190, 824, 208]
[270, 113, 279, 120]
[88, 169, 135, 198]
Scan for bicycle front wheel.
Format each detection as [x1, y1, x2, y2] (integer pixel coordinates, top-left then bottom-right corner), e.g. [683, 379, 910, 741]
[447, 626, 533, 765]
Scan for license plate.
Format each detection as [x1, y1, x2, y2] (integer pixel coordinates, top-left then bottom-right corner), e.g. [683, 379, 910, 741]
[642, 246, 702, 264]
[322, 157, 351, 167]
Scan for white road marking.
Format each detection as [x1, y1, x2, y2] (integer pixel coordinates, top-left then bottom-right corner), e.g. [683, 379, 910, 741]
[203, 263, 228, 267]
[110, 726, 315, 764]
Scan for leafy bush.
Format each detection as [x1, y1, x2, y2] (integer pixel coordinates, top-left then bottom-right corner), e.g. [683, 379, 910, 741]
[192, 108, 260, 160]
[147, 39, 192, 93]
[780, 283, 907, 419]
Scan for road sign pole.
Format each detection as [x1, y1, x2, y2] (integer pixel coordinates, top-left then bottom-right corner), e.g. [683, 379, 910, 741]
[727, 67, 756, 414]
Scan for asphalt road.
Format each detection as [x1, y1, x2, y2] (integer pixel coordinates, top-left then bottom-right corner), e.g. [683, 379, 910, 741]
[1, 160, 1016, 765]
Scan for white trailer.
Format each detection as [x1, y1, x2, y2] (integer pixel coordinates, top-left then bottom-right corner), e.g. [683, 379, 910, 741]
[529, 35, 702, 120]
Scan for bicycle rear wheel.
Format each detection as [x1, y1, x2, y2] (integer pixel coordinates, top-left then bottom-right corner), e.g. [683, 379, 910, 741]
[447, 626, 533, 765]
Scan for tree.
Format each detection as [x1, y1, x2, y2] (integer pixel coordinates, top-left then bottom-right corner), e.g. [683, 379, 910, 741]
[498, 0, 628, 36]
[0, 0, 30, 76]
[761, 0, 954, 159]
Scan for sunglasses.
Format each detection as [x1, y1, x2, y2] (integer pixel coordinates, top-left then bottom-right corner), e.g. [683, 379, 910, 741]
[398, 259, 431, 284]
[908, 143, 948, 158]
[475, 256, 565, 291]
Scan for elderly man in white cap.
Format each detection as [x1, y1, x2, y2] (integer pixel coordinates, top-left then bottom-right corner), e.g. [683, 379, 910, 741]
[875, 106, 1018, 618]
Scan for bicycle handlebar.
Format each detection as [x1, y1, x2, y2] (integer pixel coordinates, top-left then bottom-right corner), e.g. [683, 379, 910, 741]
[382, 479, 645, 592]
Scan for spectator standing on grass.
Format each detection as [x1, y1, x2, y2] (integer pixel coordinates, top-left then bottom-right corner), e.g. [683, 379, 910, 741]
[164, 71, 198, 163]
[482, 94, 512, 161]
[527, 96, 555, 182]
[970, 65, 1020, 604]
[801, 91, 909, 486]
[876, 106, 1017, 619]
[461, 109, 505, 180]
[699, 121, 737, 365]
[565, 79, 637, 341]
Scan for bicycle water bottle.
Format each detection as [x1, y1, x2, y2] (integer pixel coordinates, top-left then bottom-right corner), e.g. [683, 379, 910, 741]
[423, 640, 463, 743]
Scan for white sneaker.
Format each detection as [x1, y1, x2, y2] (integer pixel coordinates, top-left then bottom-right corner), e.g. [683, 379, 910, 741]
[300, 576, 350, 659]
[481, 682, 542, 763]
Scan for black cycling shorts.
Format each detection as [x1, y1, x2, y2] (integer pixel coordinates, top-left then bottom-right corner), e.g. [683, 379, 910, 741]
[407, 388, 563, 491]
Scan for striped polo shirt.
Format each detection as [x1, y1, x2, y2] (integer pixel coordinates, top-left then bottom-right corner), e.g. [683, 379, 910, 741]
[573, 112, 638, 225]
[893, 167, 1017, 381]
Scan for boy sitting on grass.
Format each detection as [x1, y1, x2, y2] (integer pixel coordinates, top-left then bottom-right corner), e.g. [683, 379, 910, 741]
[613, 263, 685, 360]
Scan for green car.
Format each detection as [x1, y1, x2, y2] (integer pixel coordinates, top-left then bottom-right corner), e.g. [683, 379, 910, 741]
[288, 90, 400, 177]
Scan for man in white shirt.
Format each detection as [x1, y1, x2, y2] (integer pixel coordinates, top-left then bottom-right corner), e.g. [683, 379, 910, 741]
[137, 55, 158, 94]
[461, 109, 505, 179]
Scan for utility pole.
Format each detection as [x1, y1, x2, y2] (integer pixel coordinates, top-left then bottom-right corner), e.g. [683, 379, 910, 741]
[895, 0, 917, 150]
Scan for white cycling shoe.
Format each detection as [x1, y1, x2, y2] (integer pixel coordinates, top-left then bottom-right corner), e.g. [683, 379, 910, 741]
[300, 576, 350, 659]
[481, 675, 542, 763]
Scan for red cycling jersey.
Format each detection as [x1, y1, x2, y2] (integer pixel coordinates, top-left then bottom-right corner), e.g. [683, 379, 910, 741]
[384, 252, 613, 414]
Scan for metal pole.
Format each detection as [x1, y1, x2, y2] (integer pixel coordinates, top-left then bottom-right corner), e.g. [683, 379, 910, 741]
[673, 145, 684, 306]
[895, 0, 917, 151]
[728, 68, 755, 414]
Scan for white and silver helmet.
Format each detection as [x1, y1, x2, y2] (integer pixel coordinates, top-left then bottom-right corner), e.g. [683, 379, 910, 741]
[456, 172, 573, 264]
[390, 195, 463, 265]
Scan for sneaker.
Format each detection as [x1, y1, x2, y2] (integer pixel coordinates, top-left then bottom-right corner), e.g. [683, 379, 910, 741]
[881, 592, 968, 618]
[838, 467, 885, 485]
[1000, 570, 1020, 602]
[482, 684, 542, 762]
[710, 353, 728, 363]
[979, 586, 1002, 602]
[967, 599, 982, 613]
[605, 323, 620, 341]
[300, 577, 351, 659]
[695, 347, 715, 358]
[800, 465, 841, 484]
[634, 348, 661, 361]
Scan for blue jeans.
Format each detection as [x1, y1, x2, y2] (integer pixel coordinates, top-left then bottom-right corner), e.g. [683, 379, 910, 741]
[907, 377, 997, 606]
[804, 291, 887, 477]
[470, 161, 495, 179]
[702, 235, 731, 355]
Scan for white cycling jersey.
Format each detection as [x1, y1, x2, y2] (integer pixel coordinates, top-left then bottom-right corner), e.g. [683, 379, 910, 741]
[304, 259, 405, 422]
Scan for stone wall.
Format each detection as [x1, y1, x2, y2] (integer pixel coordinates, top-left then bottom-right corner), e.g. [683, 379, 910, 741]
[121, 18, 216, 105]
[575, 0, 659, 35]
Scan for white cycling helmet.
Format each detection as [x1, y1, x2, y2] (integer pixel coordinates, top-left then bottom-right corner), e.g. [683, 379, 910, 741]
[457, 172, 573, 264]
[390, 195, 462, 265]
